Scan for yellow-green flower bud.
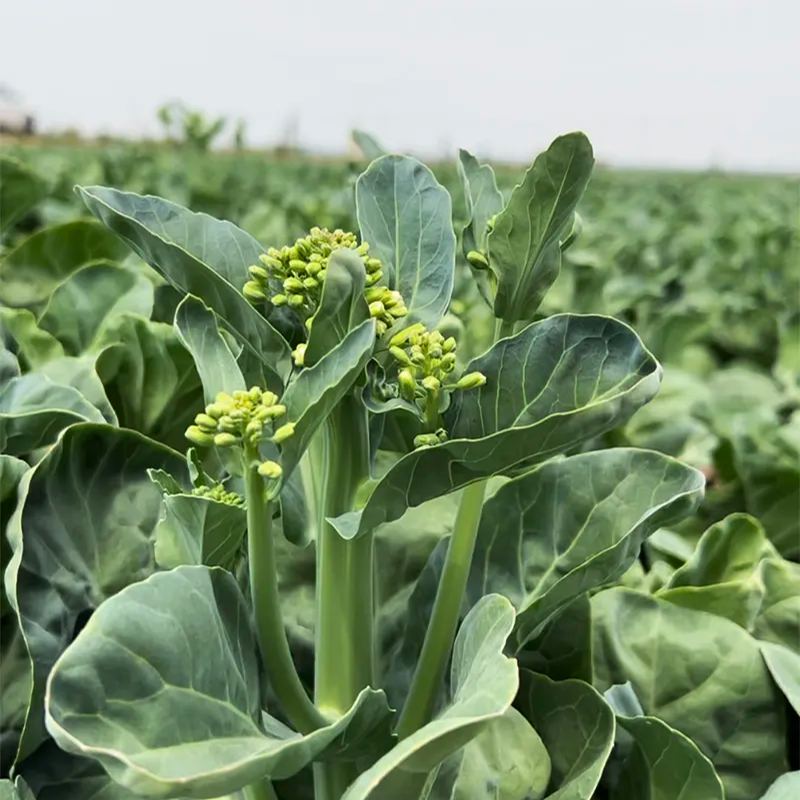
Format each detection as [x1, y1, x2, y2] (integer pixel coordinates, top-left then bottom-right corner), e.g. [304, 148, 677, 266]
[272, 422, 296, 444]
[260, 254, 283, 269]
[467, 250, 490, 270]
[422, 376, 440, 393]
[390, 346, 413, 366]
[289, 259, 307, 272]
[391, 323, 426, 348]
[194, 413, 218, 430]
[248, 264, 269, 280]
[413, 432, 441, 448]
[398, 369, 417, 400]
[243, 281, 267, 301]
[258, 460, 283, 479]
[288, 294, 305, 308]
[366, 257, 382, 272]
[206, 403, 225, 418]
[271, 294, 288, 306]
[284, 277, 305, 292]
[443, 337, 457, 353]
[264, 403, 286, 419]
[303, 277, 319, 289]
[293, 343, 306, 366]
[185, 425, 214, 447]
[369, 301, 385, 318]
[214, 432, 239, 447]
[246, 419, 263, 436]
[440, 353, 456, 372]
[261, 391, 278, 407]
[456, 371, 487, 390]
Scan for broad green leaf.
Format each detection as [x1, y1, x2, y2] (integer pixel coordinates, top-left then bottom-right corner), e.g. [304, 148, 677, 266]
[153, 490, 246, 569]
[468, 448, 704, 649]
[664, 513, 775, 589]
[352, 130, 387, 160]
[96, 314, 202, 449]
[342, 595, 518, 800]
[332, 314, 661, 539]
[47, 565, 393, 798]
[517, 594, 593, 683]
[77, 186, 291, 386]
[174, 295, 246, 402]
[458, 149, 504, 257]
[0, 373, 104, 455]
[659, 515, 800, 646]
[0, 220, 129, 308]
[488, 133, 594, 321]
[356, 155, 455, 328]
[516, 671, 614, 800]
[0, 777, 34, 800]
[0, 455, 27, 535]
[37, 263, 154, 354]
[4, 424, 187, 762]
[281, 319, 376, 478]
[759, 642, 800, 716]
[592, 588, 787, 800]
[0, 156, 48, 237]
[426, 707, 551, 800]
[611, 715, 725, 800]
[0, 624, 31, 771]
[0, 308, 65, 369]
[18, 740, 151, 800]
[36, 355, 117, 425]
[759, 772, 800, 800]
[305, 248, 370, 366]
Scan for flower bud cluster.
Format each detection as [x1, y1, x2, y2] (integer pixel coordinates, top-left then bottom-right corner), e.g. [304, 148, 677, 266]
[365, 285, 408, 336]
[244, 228, 381, 320]
[388, 323, 486, 448]
[185, 387, 295, 480]
[192, 483, 244, 507]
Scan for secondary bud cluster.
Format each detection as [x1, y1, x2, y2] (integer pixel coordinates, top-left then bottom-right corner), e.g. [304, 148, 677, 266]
[185, 387, 295, 480]
[192, 483, 244, 507]
[365, 285, 408, 336]
[244, 228, 382, 321]
[388, 323, 486, 448]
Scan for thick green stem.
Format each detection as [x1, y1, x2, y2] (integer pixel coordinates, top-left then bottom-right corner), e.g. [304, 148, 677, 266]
[313, 398, 373, 798]
[395, 479, 488, 738]
[242, 780, 279, 800]
[245, 447, 325, 734]
[395, 316, 514, 738]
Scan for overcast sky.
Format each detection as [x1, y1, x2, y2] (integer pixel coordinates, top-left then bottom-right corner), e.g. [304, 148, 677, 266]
[3, 0, 799, 170]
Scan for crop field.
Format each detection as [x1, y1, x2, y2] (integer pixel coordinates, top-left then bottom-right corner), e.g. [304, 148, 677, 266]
[0, 133, 798, 800]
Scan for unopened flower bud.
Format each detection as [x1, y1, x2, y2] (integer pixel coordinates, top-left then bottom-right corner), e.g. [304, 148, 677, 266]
[185, 425, 214, 447]
[272, 422, 296, 443]
[288, 294, 305, 308]
[248, 265, 269, 280]
[283, 277, 305, 292]
[243, 281, 267, 301]
[422, 376, 440, 393]
[258, 460, 283, 479]
[456, 371, 487, 390]
[413, 432, 441, 448]
[467, 250, 490, 270]
[390, 346, 413, 366]
[293, 343, 306, 366]
[214, 432, 239, 447]
[398, 369, 417, 400]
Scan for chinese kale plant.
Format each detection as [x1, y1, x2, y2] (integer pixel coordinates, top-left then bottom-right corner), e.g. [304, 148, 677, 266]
[3, 134, 795, 800]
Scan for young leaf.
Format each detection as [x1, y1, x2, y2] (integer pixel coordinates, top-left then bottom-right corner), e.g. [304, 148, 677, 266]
[4, 424, 187, 764]
[77, 186, 291, 387]
[0, 373, 105, 455]
[458, 149, 504, 257]
[37, 263, 154, 355]
[46, 565, 393, 798]
[488, 133, 594, 322]
[173, 294, 246, 401]
[341, 595, 518, 800]
[759, 642, 800, 716]
[332, 314, 661, 539]
[516, 671, 615, 800]
[468, 448, 705, 649]
[304, 248, 370, 367]
[0, 308, 65, 368]
[426, 707, 551, 800]
[153, 491, 246, 570]
[356, 155, 455, 329]
[0, 220, 129, 308]
[0, 156, 48, 238]
[592, 588, 788, 800]
[611, 716, 725, 800]
[281, 319, 376, 479]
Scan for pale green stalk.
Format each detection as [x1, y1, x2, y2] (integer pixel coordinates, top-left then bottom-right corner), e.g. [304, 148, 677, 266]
[396, 315, 512, 738]
[244, 444, 326, 734]
[313, 396, 374, 799]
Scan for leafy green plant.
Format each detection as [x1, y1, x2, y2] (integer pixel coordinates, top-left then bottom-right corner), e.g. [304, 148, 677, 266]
[0, 133, 797, 800]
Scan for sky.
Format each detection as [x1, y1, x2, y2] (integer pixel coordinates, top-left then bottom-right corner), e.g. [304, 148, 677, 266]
[2, 0, 799, 171]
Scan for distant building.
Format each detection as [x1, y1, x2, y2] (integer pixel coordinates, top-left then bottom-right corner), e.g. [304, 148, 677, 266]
[0, 86, 35, 135]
